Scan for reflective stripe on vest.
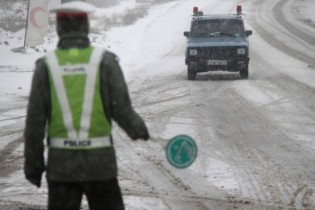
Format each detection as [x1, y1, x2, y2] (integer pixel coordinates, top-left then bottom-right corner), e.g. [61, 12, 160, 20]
[46, 47, 112, 149]
[49, 136, 111, 149]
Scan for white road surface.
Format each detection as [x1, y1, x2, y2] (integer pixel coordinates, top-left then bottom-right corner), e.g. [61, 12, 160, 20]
[0, 0, 314, 209]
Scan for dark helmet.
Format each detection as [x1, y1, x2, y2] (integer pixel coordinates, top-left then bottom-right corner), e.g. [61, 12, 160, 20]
[50, 2, 96, 38]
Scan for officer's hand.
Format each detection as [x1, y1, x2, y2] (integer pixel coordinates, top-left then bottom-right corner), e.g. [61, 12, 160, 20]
[130, 126, 149, 141]
[26, 175, 41, 188]
[139, 128, 149, 141]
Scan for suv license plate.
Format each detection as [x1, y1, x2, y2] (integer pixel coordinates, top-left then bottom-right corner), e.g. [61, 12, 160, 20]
[207, 60, 227, 65]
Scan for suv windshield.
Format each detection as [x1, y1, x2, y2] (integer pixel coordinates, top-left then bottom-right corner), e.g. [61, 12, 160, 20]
[191, 19, 245, 38]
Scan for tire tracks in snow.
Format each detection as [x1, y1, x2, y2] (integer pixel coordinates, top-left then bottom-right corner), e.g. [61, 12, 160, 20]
[188, 74, 315, 209]
[126, 66, 277, 209]
[0, 104, 26, 178]
[116, 1, 315, 209]
[124, 70, 215, 209]
[247, 0, 315, 67]
[0, 135, 23, 177]
[226, 86, 315, 209]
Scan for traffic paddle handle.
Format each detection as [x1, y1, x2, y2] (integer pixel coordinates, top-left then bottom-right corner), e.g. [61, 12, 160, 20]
[149, 134, 168, 148]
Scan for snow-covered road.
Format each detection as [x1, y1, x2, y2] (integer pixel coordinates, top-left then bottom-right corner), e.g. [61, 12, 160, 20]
[0, 0, 315, 209]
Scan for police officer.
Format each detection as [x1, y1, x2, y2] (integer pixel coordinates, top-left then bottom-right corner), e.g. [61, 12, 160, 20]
[23, 2, 149, 210]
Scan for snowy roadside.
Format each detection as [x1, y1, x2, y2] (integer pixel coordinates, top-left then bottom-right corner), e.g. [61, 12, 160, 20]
[243, 0, 315, 89]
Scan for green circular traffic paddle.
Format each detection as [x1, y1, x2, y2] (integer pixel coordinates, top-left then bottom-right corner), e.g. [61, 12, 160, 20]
[151, 134, 198, 168]
[165, 135, 198, 168]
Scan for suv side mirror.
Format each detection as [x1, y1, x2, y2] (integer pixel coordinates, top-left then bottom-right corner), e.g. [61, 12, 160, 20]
[184, 31, 190, 37]
[245, 30, 253, 36]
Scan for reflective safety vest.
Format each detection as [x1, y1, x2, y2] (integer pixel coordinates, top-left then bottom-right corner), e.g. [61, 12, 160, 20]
[45, 47, 112, 149]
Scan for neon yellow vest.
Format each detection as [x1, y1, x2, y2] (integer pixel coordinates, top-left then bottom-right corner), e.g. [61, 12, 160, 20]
[45, 47, 112, 149]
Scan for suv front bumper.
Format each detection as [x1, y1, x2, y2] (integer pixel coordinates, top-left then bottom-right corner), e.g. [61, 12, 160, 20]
[186, 57, 249, 72]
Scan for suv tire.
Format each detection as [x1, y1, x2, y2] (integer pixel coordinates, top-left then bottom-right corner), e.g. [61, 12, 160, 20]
[188, 66, 197, 80]
[239, 66, 249, 79]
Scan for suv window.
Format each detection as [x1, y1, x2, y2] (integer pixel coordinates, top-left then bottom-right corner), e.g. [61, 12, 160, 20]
[191, 19, 245, 38]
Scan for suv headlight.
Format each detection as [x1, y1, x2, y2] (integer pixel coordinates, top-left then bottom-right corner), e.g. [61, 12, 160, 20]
[237, 48, 246, 55]
[189, 49, 198, 56]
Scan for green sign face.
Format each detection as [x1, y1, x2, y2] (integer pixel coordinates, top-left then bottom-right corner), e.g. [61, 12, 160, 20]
[165, 135, 197, 168]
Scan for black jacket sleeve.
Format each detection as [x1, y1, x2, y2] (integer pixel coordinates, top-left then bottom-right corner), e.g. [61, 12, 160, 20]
[24, 58, 48, 186]
[101, 51, 149, 140]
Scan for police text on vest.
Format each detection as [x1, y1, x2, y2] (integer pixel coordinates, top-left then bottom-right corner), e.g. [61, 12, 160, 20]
[64, 140, 91, 147]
